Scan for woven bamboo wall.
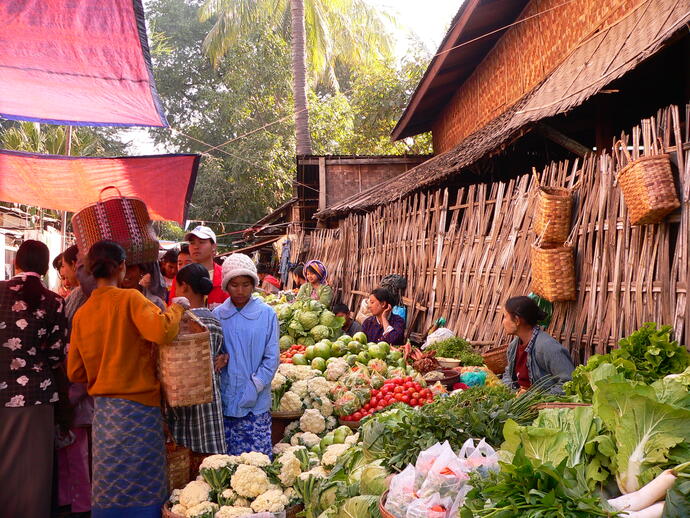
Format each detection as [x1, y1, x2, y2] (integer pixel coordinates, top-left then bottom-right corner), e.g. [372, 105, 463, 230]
[432, 0, 641, 153]
[303, 104, 689, 362]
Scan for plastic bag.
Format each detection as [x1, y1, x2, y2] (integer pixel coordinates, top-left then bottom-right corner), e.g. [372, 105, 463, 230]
[418, 446, 469, 498]
[355, 298, 371, 324]
[405, 493, 453, 518]
[385, 464, 417, 518]
[414, 441, 453, 490]
[448, 484, 473, 517]
[421, 328, 456, 350]
[458, 438, 499, 476]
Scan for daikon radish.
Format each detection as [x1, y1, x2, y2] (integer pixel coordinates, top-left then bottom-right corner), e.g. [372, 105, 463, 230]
[608, 470, 676, 511]
[620, 501, 665, 518]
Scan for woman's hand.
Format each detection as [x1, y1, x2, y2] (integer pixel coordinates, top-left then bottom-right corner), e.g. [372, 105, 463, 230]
[214, 354, 229, 373]
[516, 387, 528, 396]
[382, 302, 393, 321]
[139, 273, 152, 289]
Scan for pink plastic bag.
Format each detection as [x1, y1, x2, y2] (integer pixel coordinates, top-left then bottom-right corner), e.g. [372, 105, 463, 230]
[414, 441, 453, 490]
[458, 438, 499, 476]
[419, 447, 469, 499]
[405, 493, 453, 518]
[384, 464, 418, 518]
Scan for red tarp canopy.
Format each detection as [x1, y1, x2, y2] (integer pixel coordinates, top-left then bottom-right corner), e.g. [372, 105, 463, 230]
[0, 0, 167, 127]
[0, 150, 199, 223]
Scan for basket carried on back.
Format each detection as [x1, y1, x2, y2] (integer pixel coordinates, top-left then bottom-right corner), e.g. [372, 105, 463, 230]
[531, 243, 576, 302]
[166, 443, 191, 492]
[71, 186, 159, 264]
[534, 186, 573, 243]
[616, 142, 679, 226]
[159, 311, 213, 407]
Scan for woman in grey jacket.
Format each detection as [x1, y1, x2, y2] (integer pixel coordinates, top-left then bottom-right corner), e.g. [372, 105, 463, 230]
[501, 296, 574, 394]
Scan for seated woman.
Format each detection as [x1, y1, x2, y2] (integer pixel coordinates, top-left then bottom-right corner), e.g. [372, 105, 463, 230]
[296, 260, 333, 307]
[361, 288, 405, 345]
[500, 296, 574, 394]
[290, 263, 306, 291]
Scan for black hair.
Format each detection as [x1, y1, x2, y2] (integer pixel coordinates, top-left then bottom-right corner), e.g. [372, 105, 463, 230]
[291, 263, 305, 280]
[52, 253, 63, 271]
[371, 287, 396, 307]
[16, 240, 51, 312]
[257, 263, 273, 275]
[504, 296, 547, 327]
[176, 263, 213, 296]
[63, 245, 79, 266]
[332, 303, 350, 314]
[162, 248, 179, 263]
[179, 244, 190, 256]
[87, 240, 126, 279]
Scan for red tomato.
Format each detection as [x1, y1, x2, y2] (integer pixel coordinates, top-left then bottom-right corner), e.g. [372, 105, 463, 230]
[430, 505, 445, 512]
[401, 394, 411, 403]
[404, 381, 414, 389]
[407, 387, 416, 395]
[395, 378, 405, 385]
[363, 403, 371, 411]
[405, 376, 413, 383]
[410, 398, 419, 406]
[412, 392, 420, 399]
[370, 398, 378, 407]
[394, 386, 404, 394]
[353, 412, 362, 420]
[376, 405, 384, 411]
[394, 394, 404, 401]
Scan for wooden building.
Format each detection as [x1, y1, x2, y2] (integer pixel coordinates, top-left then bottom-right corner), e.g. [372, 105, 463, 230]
[299, 0, 690, 360]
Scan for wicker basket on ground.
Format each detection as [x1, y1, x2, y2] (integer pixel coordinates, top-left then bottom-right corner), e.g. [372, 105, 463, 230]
[531, 243, 576, 302]
[166, 443, 191, 493]
[379, 491, 394, 518]
[159, 311, 213, 407]
[617, 144, 679, 226]
[162, 502, 303, 517]
[482, 345, 508, 375]
[534, 186, 573, 243]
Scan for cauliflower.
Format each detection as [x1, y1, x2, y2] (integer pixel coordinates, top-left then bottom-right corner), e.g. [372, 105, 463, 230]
[290, 380, 309, 398]
[325, 415, 337, 430]
[312, 397, 334, 417]
[344, 433, 359, 446]
[230, 464, 269, 498]
[273, 442, 292, 456]
[290, 432, 304, 446]
[169, 488, 181, 505]
[217, 489, 238, 507]
[214, 506, 254, 518]
[307, 377, 333, 398]
[278, 391, 302, 412]
[179, 480, 212, 507]
[283, 487, 298, 503]
[284, 420, 299, 437]
[321, 444, 351, 468]
[200, 455, 241, 470]
[276, 451, 302, 487]
[325, 358, 349, 381]
[171, 504, 187, 515]
[300, 409, 326, 434]
[299, 432, 320, 448]
[250, 489, 289, 513]
[234, 497, 250, 508]
[271, 373, 288, 390]
[299, 466, 328, 480]
[239, 451, 271, 467]
[185, 501, 218, 517]
[278, 364, 319, 381]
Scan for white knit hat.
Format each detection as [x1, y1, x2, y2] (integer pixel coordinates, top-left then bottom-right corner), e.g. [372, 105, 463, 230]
[221, 253, 259, 291]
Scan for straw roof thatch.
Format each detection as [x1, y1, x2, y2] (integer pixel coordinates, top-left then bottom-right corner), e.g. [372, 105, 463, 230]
[316, 0, 689, 220]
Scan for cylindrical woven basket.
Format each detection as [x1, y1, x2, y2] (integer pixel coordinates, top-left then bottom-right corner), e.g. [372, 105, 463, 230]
[71, 186, 160, 265]
[482, 345, 508, 375]
[166, 443, 191, 493]
[534, 186, 573, 243]
[159, 311, 213, 407]
[531, 244, 576, 302]
[617, 151, 679, 225]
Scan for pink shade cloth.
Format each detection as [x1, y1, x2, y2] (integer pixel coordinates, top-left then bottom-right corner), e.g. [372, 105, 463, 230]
[57, 427, 91, 513]
[0, 150, 199, 223]
[0, 0, 166, 127]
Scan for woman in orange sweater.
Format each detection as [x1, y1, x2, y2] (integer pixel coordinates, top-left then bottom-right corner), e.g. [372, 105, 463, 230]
[68, 240, 187, 518]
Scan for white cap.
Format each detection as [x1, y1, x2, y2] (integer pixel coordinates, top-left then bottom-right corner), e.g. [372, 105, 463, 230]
[185, 225, 216, 244]
[221, 253, 260, 291]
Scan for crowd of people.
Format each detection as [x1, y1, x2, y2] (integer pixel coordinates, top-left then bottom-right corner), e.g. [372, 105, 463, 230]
[0, 224, 575, 518]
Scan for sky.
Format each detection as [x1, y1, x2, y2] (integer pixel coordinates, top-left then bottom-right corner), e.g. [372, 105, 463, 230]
[123, 0, 464, 154]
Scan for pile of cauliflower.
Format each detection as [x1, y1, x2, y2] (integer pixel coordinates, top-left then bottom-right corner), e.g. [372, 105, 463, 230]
[168, 452, 296, 518]
[272, 364, 341, 415]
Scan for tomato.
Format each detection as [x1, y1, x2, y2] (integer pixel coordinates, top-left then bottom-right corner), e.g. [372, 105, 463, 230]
[410, 398, 419, 406]
[412, 392, 420, 399]
[370, 398, 378, 407]
[404, 381, 414, 389]
[376, 405, 384, 411]
[401, 394, 410, 403]
[353, 412, 362, 420]
[430, 505, 445, 512]
[407, 387, 416, 395]
[395, 378, 405, 385]
[394, 386, 403, 394]
[405, 376, 413, 383]
[394, 393, 404, 401]
[363, 403, 371, 411]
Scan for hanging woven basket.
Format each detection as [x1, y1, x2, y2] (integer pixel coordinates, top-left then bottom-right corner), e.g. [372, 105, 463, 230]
[534, 186, 573, 243]
[616, 143, 679, 226]
[159, 311, 214, 407]
[530, 243, 576, 302]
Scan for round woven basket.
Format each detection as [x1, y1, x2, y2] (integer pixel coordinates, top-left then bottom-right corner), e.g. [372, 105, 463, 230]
[163, 502, 303, 517]
[482, 345, 508, 375]
[379, 490, 395, 518]
[534, 186, 573, 243]
[159, 311, 214, 407]
[166, 443, 191, 493]
[530, 243, 576, 302]
[532, 402, 592, 411]
[338, 418, 361, 430]
[162, 502, 185, 518]
[271, 410, 304, 420]
[618, 153, 679, 225]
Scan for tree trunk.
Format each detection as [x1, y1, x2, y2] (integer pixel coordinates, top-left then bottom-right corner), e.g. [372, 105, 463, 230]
[290, 0, 312, 155]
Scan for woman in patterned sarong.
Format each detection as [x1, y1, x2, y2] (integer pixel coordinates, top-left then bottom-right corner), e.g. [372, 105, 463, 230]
[68, 241, 187, 518]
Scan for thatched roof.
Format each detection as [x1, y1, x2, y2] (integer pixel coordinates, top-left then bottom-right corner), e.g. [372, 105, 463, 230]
[317, 0, 689, 220]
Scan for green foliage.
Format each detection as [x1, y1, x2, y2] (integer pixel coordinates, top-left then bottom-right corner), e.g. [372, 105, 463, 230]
[427, 337, 484, 366]
[663, 473, 690, 518]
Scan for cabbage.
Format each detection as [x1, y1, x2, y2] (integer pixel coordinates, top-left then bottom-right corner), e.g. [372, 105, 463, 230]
[335, 495, 379, 518]
[298, 311, 320, 330]
[297, 336, 315, 347]
[320, 310, 336, 327]
[310, 324, 331, 341]
[288, 319, 305, 338]
[359, 460, 390, 495]
[279, 335, 294, 350]
[307, 300, 324, 312]
[276, 304, 293, 322]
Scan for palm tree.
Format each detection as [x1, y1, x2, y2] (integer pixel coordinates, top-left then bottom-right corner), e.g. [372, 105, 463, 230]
[199, 0, 395, 155]
[1, 121, 108, 156]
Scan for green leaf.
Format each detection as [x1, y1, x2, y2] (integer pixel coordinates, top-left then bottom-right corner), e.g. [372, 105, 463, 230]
[662, 477, 690, 518]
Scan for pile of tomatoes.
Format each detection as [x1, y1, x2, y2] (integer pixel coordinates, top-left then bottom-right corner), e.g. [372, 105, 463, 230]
[340, 377, 434, 422]
[280, 344, 307, 363]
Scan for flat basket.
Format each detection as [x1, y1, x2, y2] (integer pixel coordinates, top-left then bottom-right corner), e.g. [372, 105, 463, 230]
[159, 311, 214, 407]
[617, 151, 679, 225]
[166, 443, 191, 493]
[534, 186, 573, 243]
[71, 186, 159, 265]
[482, 345, 508, 375]
[531, 243, 576, 302]
[532, 402, 592, 411]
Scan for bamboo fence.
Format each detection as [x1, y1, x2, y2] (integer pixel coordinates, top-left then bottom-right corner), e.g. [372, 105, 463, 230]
[303, 104, 690, 363]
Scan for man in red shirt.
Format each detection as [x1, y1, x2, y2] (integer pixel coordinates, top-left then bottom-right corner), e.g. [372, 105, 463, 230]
[169, 226, 228, 308]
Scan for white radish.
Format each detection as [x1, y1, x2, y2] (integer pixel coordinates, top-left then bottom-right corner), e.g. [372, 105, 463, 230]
[607, 470, 676, 511]
[620, 501, 665, 518]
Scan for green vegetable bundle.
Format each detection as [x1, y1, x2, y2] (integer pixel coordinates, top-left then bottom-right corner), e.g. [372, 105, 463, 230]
[426, 337, 484, 366]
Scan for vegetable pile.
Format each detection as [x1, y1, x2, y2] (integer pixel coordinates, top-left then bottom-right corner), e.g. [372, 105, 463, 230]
[276, 299, 345, 349]
[426, 337, 484, 366]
